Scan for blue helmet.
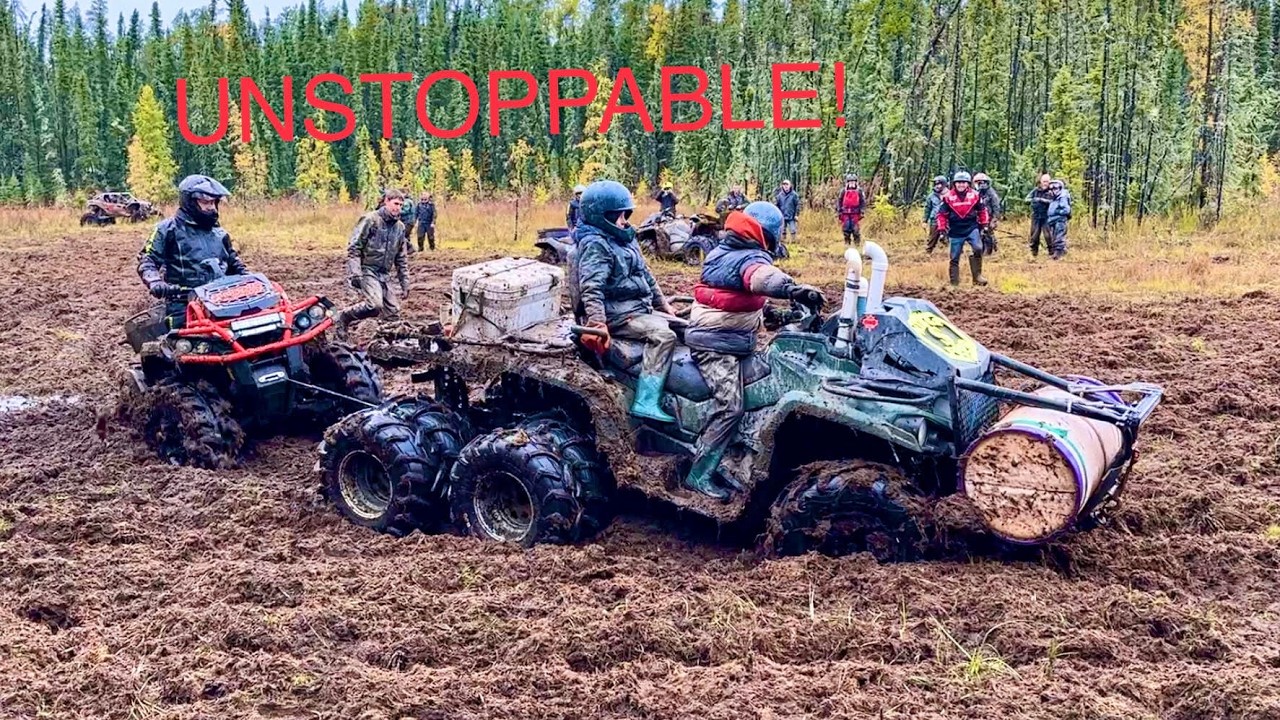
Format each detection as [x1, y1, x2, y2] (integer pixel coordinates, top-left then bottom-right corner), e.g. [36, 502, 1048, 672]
[580, 180, 636, 243]
[743, 201, 783, 253]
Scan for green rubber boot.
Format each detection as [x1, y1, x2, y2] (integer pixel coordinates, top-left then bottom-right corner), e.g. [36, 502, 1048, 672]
[630, 375, 677, 423]
[683, 447, 730, 500]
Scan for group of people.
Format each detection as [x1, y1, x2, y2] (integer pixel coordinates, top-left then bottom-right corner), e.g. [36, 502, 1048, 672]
[922, 170, 1073, 286]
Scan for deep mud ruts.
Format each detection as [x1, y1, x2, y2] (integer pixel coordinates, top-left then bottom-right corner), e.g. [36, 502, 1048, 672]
[0, 236, 1277, 719]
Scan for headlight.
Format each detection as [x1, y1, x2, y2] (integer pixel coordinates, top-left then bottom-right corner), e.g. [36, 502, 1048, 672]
[174, 339, 193, 354]
[195, 342, 211, 354]
[296, 314, 312, 330]
[308, 305, 326, 320]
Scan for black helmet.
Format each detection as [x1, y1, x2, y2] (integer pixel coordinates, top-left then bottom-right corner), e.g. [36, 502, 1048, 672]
[178, 174, 230, 228]
[933, 175, 947, 187]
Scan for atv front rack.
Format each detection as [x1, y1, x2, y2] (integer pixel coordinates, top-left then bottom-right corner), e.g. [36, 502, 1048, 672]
[953, 352, 1164, 530]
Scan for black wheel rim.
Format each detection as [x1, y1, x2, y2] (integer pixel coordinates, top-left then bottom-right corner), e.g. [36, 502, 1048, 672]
[473, 471, 534, 542]
[337, 451, 393, 521]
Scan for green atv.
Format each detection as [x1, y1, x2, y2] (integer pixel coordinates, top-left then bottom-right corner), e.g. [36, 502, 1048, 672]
[316, 249, 1162, 559]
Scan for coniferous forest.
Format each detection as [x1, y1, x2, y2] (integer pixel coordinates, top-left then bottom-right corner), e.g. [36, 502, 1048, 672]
[0, 0, 1274, 224]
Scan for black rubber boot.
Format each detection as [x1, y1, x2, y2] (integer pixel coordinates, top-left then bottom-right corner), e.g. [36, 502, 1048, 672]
[970, 255, 988, 286]
[948, 259, 960, 286]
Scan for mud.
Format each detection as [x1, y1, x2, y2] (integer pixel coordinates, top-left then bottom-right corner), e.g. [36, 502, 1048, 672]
[0, 236, 1278, 718]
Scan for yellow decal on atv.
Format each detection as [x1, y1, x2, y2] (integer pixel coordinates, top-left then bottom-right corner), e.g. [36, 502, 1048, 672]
[907, 310, 980, 364]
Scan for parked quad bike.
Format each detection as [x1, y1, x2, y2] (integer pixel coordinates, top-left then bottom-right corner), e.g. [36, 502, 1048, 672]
[81, 191, 159, 226]
[533, 227, 575, 265]
[118, 261, 383, 468]
[635, 209, 725, 265]
[317, 244, 1163, 561]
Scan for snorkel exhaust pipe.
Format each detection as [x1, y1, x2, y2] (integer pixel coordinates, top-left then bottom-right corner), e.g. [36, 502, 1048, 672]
[862, 241, 889, 312]
[835, 247, 862, 352]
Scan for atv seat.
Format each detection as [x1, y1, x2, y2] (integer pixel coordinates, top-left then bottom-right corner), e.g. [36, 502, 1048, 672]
[605, 338, 772, 403]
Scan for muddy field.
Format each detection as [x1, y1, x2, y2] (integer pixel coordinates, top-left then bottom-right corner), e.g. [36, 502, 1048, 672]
[0, 235, 1277, 719]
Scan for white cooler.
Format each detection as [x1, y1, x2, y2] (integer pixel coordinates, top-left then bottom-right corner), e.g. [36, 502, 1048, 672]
[449, 257, 565, 342]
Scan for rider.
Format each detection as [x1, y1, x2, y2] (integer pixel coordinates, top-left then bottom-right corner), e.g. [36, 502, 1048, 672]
[836, 173, 866, 247]
[656, 182, 679, 215]
[924, 175, 947, 253]
[569, 180, 679, 423]
[682, 202, 825, 500]
[973, 172, 1002, 254]
[936, 170, 990, 287]
[715, 184, 749, 216]
[1046, 178, 1072, 259]
[136, 174, 245, 329]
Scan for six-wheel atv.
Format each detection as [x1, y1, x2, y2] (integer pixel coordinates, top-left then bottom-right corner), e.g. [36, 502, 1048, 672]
[81, 191, 159, 226]
[119, 263, 383, 468]
[317, 246, 1163, 560]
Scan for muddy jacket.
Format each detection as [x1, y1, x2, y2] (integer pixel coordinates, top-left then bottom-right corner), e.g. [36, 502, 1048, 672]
[347, 209, 409, 285]
[137, 209, 247, 291]
[1026, 187, 1052, 221]
[978, 187, 1003, 219]
[1048, 190, 1072, 222]
[685, 213, 796, 356]
[656, 190, 679, 213]
[774, 189, 800, 220]
[570, 224, 665, 327]
[837, 188, 865, 223]
[923, 190, 945, 224]
[715, 191, 749, 215]
[936, 188, 990, 238]
[566, 197, 582, 228]
[417, 200, 436, 226]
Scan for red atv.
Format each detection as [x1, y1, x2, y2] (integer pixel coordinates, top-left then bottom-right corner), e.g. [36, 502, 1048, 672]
[120, 269, 383, 468]
[81, 191, 159, 226]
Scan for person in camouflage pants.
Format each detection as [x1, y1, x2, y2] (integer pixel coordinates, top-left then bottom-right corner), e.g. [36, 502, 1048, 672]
[334, 189, 411, 339]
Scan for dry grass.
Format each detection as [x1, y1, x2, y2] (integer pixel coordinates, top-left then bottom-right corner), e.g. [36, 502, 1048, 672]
[1, 197, 1274, 297]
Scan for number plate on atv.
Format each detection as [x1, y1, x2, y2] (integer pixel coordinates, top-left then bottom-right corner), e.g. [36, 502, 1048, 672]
[906, 310, 980, 364]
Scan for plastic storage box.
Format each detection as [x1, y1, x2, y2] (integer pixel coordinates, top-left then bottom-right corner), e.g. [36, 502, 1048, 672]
[450, 257, 565, 342]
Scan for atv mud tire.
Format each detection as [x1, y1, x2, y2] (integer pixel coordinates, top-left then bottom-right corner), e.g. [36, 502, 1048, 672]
[450, 418, 614, 546]
[142, 380, 245, 469]
[306, 341, 383, 422]
[682, 242, 707, 266]
[762, 462, 927, 562]
[320, 403, 463, 536]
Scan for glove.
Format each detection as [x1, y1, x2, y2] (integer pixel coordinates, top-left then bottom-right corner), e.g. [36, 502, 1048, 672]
[399, 282, 411, 298]
[580, 321, 611, 356]
[148, 281, 180, 299]
[788, 284, 826, 308]
[347, 275, 362, 290]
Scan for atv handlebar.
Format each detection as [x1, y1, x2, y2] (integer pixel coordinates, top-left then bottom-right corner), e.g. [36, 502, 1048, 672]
[569, 325, 609, 338]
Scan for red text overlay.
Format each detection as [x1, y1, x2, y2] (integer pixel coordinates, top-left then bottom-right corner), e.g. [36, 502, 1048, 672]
[176, 63, 847, 145]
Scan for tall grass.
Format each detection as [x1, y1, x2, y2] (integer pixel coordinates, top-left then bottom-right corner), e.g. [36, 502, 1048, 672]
[1, 198, 1274, 297]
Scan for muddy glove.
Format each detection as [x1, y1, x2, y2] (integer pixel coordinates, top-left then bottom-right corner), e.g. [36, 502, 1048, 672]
[347, 275, 362, 290]
[148, 281, 182, 299]
[580, 321, 611, 356]
[788, 284, 826, 308]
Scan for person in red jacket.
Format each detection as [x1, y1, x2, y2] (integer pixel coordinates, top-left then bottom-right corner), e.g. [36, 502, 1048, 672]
[836, 173, 865, 247]
[936, 170, 990, 287]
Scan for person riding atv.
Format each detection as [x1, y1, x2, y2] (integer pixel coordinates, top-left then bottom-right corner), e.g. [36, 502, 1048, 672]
[682, 201, 826, 499]
[137, 175, 245, 328]
[568, 180, 679, 423]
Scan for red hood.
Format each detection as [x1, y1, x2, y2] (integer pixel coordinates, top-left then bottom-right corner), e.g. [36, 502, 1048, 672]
[723, 211, 767, 250]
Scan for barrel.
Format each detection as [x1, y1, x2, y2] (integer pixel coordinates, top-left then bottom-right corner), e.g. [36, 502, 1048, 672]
[961, 383, 1125, 544]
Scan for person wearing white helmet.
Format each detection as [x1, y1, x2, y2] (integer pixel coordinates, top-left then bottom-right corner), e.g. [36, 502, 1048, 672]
[1046, 178, 1072, 259]
[935, 170, 990, 286]
[566, 184, 586, 230]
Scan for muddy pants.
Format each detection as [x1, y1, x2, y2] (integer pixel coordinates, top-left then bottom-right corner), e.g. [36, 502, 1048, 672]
[926, 226, 942, 253]
[338, 273, 402, 331]
[610, 313, 676, 378]
[416, 223, 436, 251]
[841, 218, 862, 246]
[949, 229, 983, 261]
[1029, 217, 1051, 255]
[1047, 219, 1068, 258]
[783, 219, 798, 243]
[691, 350, 744, 460]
